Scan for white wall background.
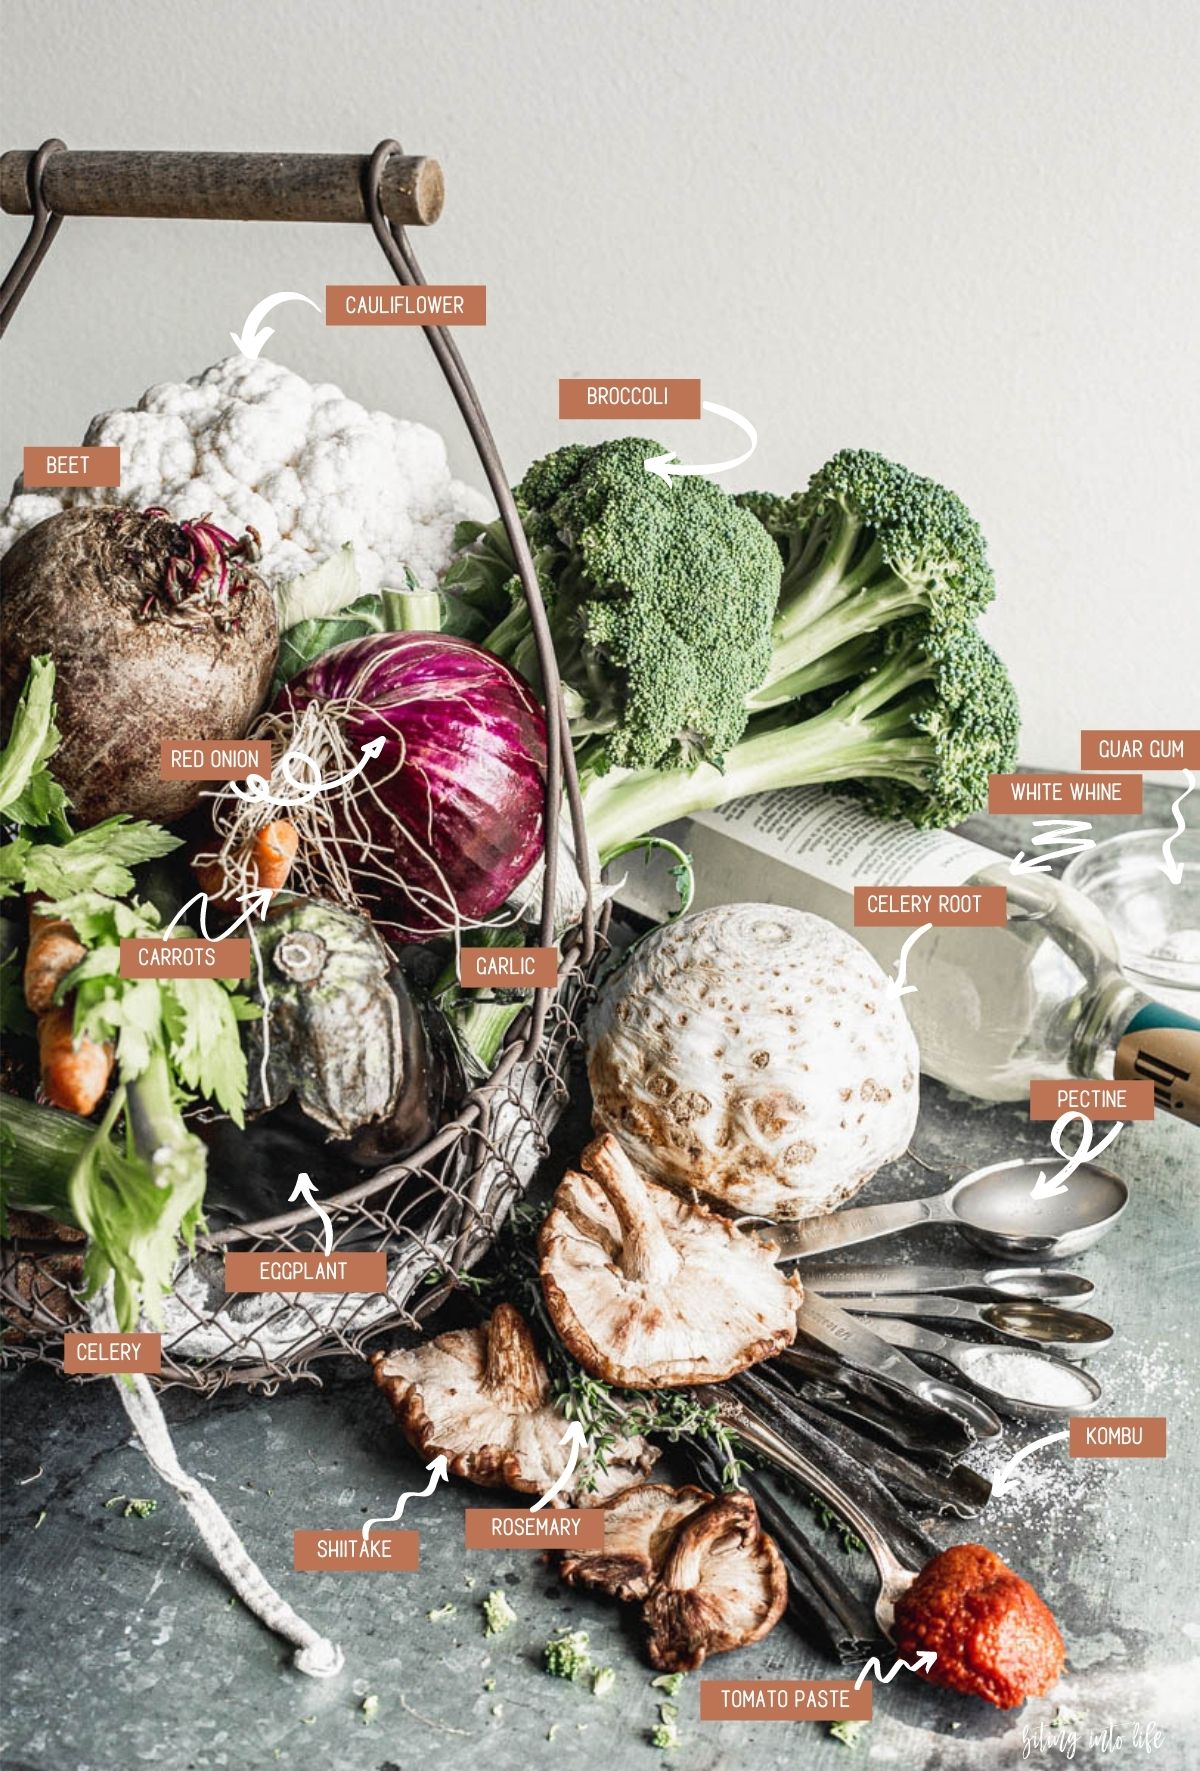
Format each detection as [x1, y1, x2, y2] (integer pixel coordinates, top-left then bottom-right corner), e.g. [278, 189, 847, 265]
[1, 0, 1196, 771]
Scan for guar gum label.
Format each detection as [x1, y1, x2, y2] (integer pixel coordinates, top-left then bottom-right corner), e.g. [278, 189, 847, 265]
[1114, 1027, 1200, 1125]
[698, 1681, 873, 1722]
[853, 885, 1006, 926]
[987, 772, 1143, 813]
[1080, 729, 1200, 768]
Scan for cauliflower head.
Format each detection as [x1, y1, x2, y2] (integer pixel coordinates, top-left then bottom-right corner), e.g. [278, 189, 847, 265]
[0, 356, 493, 593]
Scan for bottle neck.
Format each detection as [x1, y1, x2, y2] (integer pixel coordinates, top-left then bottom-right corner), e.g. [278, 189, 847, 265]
[1109, 997, 1200, 1125]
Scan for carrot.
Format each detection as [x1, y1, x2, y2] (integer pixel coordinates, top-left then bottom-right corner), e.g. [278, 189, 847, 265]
[24, 910, 87, 1016]
[37, 1004, 113, 1116]
[193, 819, 299, 906]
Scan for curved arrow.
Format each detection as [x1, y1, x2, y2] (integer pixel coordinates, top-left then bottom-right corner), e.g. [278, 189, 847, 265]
[854, 1650, 937, 1691]
[529, 1421, 589, 1512]
[644, 401, 757, 481]
[1031, 1112, 1124, 1200]
[1158, 769, 1195, 885]
[1010, 818, 1095, 876]
[362, 1456, 449, 1540]
[287, 1172, 334, 1256]
[161, 885, 272, 940]
[230, 290, 320, 361]
[991, 1430, 1069, 1499]
[228, 735, 386, 807]
[886, 923, 933, 999]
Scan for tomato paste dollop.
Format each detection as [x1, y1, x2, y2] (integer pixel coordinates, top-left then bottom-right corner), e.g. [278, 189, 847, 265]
[892, 1543, 1065, 1710]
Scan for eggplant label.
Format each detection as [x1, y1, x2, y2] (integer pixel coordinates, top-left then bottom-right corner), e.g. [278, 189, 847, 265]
[853, 886, 1007, 927]
[699, 1680, 873, 1722]
[987, 772, 1143, 813]
[224, 1252, 387, 1294]
[22, 445, 120, 487]
[294, 1530, 419, 1571]
[159, 739, 273, 781]
[559, 379, 702, 420]
[1080, 729, 1200, 768]
[1069, 1417, 1167, 1458]
[64, 1333, 161, 1374]
[119, 938, 252, 980]
[458, 946, 558, 988]
[464, 1508, 606, 1550]
[326, 284, 485, 326]
[1029, 1079, 1155, 1121]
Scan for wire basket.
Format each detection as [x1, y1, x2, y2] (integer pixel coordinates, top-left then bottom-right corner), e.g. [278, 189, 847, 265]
[0, 139, 602, 1390]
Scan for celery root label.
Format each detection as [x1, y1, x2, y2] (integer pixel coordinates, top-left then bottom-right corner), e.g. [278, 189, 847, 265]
[559, 379, 702, 419]
[326, 285, 485, 325]
[853, 886, 1006, 926]
[23, 445, 120, 487]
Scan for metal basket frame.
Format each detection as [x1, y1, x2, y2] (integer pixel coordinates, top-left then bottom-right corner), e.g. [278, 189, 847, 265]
[0, 138, 601, 1389]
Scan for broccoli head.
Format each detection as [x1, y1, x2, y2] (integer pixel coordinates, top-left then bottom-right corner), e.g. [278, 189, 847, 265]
[448, 438, 780, 772]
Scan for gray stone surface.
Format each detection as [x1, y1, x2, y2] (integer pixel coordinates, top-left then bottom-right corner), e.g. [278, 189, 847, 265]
[3, 796, 1199, 1771]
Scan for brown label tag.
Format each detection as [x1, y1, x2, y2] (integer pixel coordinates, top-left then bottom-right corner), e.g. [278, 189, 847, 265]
[1080, 729, 1200, 769]
[853, 886, 1007, 927]
[987, 772, 1142, 813]
[159, 739, 273, 781]
[64, 1333, 161, 1374]
[119, 938, 252, 979]
[699, 1681, 872, 1722]
[558, 379, 702, 420]
[457, 946, 559, 988]
[1029, 1079, 1156, 1121]
[224, 1252, 387, 1294]
[23, 445, 121, 487]
[1115, 1027, 1200, 1125]
[326, 285, 485, 326]
[294, 1530, 419, 1571]
[463, 1508, 606, 1550]
[1069, 1416, 1166, 1458]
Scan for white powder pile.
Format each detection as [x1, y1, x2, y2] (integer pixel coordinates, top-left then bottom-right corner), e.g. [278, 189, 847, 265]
[965, 1346, 1098, 1407]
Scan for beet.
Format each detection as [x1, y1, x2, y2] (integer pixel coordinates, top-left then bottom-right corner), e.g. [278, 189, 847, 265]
[0, 506, 278, 826]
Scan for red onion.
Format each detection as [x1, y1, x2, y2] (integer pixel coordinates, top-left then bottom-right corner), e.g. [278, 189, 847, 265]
[276, 632, 547, 941]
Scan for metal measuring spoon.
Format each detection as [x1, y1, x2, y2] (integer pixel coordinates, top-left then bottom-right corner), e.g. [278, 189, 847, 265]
[845, 1294, 1114, 1355]
[805, 1263, 1096, 1303]
[866, 1317, 1104, 1419]
[774, 1158, 1128, 1263]
[699, 1387, 920, 1636]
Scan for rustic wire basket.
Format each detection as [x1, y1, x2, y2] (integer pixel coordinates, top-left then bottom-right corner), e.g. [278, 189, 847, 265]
[0, 139, 603, 1391]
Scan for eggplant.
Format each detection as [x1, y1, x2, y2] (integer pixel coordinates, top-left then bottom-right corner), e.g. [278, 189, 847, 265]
[244, 896, 464, 1167]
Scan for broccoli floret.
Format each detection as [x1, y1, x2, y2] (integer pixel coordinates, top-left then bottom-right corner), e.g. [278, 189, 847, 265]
[543, 1627, 592, 1680]
[739, 449, 997, 709]
[446, 438, 780, 771]
[578, 623, 1019, 850]
[482, 1589, 517, 1636]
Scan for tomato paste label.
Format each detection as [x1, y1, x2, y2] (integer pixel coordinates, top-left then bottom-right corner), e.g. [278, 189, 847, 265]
[987, 773, 1142, 813]
[1029, 1079, 1156, 1120]
[699, 1681, 872, 1722]
[224, 1252, 387, 1294]
[559, 379, 701, 419]
[326, 285, 485, 325]
[294, 1530, 419, 1571]
[119, 939, 251, 979]
[23, 445, 120, 487]
[464, 1509, 606, 1549]
[1080, 729, 1200, 769]
[853, 886, 1006, 926]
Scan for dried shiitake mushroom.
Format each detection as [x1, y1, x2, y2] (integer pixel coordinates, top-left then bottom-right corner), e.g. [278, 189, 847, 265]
[560, 1482, 713, 1602]
[371, 1301, 657, 1501]
[538, 1134, 804, 1389]
[641, 1490, 788, 1671]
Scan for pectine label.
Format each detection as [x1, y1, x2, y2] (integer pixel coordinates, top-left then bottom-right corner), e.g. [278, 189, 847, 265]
[1029, 1080, 1156, 1121]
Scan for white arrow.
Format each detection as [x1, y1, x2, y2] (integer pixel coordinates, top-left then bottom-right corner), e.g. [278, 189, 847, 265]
[1031, 1111, 1125, 1200]
[229, 735, 387, 807]
[161, 885, 273, 940]
[1010, 818, 1095, 875]
[644, 401, 757, 481]
[361, 1456, 450, 1540]
[230, 290, 320, 360]
[529, 1421, 589, 1512]
[854, 1650, 937, 1691]
[886, 923, 933, 999]
[1157, 769, 1195, 886]
[288, 1171, 334, 1256]
[991, 1430, 1070, 1499]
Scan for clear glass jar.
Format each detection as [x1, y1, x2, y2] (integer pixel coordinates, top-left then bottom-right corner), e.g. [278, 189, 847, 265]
[1064, 830, 1200, 1018]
